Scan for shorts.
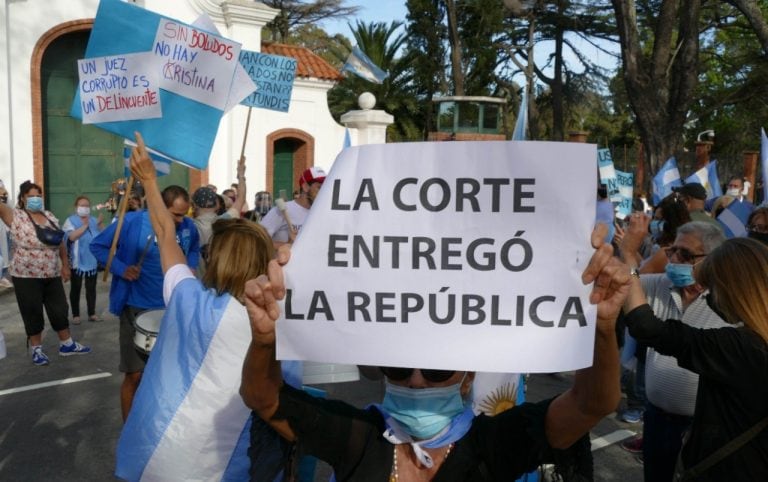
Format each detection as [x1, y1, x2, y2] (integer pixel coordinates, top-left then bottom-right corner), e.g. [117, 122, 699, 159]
[119, 305, 149, 373]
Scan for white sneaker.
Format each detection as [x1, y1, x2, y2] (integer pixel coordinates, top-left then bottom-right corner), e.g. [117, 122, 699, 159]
[0, 278, 12, 289]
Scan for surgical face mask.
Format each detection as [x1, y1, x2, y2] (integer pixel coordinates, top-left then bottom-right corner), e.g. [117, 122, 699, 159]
[650, 219, 665, 238]
[382, 378, 466, 440]
[76, 206, 90, 217]
[726, 188, 741, 197]
[26, 196, 43, 212]
[665, 262, 696, 287]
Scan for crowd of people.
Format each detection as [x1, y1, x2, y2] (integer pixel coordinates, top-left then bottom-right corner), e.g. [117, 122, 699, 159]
[1, 149, 767, 482]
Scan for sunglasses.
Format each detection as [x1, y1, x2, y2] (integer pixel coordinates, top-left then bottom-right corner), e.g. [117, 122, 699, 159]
[664, 246, 707, 264]
[380, 367, 457, 383]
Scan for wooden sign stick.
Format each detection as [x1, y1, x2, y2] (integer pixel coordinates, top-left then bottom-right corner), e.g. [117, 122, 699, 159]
[102, 175, 134, 282]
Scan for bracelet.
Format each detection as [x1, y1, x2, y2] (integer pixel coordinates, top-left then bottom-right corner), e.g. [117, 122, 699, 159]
[629, 267, 640, 279]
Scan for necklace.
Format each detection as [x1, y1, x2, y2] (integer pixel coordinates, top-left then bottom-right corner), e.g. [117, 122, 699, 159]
[389, 443, 454, 482]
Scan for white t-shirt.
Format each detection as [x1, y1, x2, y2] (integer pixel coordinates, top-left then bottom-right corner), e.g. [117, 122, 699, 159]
[259, 201, 309, 243]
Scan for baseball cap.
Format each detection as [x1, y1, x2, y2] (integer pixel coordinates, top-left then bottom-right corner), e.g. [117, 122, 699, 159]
[672, 183, 707, 201]
[192, 186, 218, 208]
[299, 167, 327, 187]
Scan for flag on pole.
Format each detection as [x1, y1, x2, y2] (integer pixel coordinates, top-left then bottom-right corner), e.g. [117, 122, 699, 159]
[685, 166, 710, 195]
[512, 94, 527, 141]
[341, 46, 389, 84]
[343, 127, 352, 149]
[762, 128, 768, 205]
[123, 140, 173, 177]
[652, 157, 683, 205]
[707, 160, 723, 199]
[717, 201, 754, 238]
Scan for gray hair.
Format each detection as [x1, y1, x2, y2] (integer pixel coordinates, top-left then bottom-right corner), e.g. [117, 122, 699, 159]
[677, 221, 726, 254]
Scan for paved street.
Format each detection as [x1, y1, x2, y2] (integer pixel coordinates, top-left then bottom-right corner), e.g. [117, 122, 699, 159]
[0, 279, 643, 481]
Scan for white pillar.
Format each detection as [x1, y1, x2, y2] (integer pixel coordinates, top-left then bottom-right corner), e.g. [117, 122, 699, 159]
[340, 92, 394, 145]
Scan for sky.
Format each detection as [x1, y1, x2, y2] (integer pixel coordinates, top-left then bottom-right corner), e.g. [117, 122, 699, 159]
[319, 1, 409, 37]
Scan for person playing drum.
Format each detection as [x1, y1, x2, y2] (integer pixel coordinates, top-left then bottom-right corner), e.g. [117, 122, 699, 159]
[114, 133, 277, 481]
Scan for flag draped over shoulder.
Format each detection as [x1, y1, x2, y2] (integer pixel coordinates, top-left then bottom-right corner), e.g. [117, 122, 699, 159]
[341, 46, 389, 84]
[115, 278, 253, 482]
[652, 157, 683, 204]
[123, 140, 173, 177]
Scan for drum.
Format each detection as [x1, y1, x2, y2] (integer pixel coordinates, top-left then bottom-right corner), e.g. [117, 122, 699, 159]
[133, 309, 165, 355]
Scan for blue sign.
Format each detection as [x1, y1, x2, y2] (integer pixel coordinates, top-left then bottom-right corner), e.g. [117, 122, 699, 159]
[70, 0, 240, 169]
[238, 50, 298, 112]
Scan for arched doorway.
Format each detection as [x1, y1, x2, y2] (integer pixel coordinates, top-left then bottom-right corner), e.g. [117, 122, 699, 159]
[266, 129, 314, 202]
[36, 27, 189, 221]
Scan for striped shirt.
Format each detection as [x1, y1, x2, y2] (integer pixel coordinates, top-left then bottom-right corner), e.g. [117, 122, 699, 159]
[640, 274, 731, 415]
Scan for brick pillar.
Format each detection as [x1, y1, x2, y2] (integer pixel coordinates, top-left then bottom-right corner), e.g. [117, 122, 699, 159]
[695, 141, 712, 170]
[568, 131, 589, 143]
[743, 151, 758, 203]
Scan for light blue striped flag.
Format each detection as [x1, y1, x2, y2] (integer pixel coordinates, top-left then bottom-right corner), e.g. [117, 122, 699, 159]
[342, 46, 389, 84]
[762, 128, 768, 205]
[123, 140, 173, 178]
[343, 127, 352, 149]
[652, 157, 683, 205]
[512, 94, 527, 141]
[717, 200, 754, 238]
[708, 161, 723, 198]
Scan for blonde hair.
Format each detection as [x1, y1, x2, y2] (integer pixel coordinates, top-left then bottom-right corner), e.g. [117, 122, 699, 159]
[697, 237, 768, 344]
[202, 218, 274, 300]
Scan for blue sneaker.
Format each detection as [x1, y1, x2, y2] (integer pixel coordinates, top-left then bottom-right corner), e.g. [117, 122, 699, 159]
[620, 409, 643, 424]
[59, 341, 91, 356]
[32, 347, 50, 366]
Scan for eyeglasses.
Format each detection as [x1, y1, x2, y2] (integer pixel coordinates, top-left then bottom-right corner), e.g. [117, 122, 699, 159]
[664, 246, 707, 264]
[748, 223, 768, 234]
[380, 367, 457, 383]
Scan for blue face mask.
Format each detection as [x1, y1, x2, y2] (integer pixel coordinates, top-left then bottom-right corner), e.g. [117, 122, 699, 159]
[650, 219, 665, 239]
[665, 262, 695, 287]
[382, 378, 466, 440]
[26, 196, 44, 212]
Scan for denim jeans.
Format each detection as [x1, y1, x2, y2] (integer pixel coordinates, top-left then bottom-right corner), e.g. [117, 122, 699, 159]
[643, 402, 693, 482]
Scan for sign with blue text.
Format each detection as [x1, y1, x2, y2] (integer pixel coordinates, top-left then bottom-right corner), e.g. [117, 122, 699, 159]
[238, 50, 298, 112]
[277, 141, 598, 373]
[70, 0, 244, 169]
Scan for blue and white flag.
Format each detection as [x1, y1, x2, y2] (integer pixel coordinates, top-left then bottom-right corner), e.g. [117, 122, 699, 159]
[708, 161, 723, 199]
[717, 200, 754, 238]
[615, 170, 634, 218]
[652, 157, 683, 205]
[342, 46, 389, 84]
[343, 127, 352, 149]
[116, 278, 255, 481]
[512, 94, 527, 141]
[762, 128, 768, 205]
[123, 139, 173, 178]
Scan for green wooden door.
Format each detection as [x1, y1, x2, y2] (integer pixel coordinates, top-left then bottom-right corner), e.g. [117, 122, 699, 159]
[273, 139, 297, 201]
[41, 30, 189, 223]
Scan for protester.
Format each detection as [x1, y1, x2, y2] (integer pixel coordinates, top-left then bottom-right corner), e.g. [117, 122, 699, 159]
[621, 237, 768, 481]
[91, 182, 200, 420]
[622, 217, 729, 481]
[259, 167, 326, 247]
[711, 194, 736, 219]
[238, 225, 627, 480]
[0, 181, 91, 365]
[746, 206, 768, 246]
[244, 191, 273, 222]
[671, 183, 721, 231]
[0, 182, 11, 289]
[726, 176, 753, 206]
[62, 195, 104, 323]
[115, 133, 274, 481]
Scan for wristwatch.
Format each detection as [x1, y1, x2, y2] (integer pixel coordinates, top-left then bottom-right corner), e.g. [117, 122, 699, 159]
[629, 267, 640, 279]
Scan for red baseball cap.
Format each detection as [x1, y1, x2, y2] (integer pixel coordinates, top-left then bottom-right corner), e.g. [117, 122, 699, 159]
[299, 167, 327, 187]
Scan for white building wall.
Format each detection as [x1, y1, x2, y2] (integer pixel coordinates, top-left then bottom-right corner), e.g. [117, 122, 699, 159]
[1, 0, 352, 200]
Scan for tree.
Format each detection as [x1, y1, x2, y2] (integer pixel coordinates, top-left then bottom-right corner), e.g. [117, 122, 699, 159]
[611, 0, 701, 175]
[261, 0, 360, 42]
[327, 22, 421, 141]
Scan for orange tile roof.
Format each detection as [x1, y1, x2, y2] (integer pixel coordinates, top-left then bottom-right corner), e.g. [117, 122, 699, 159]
[261, 42, 343, 82]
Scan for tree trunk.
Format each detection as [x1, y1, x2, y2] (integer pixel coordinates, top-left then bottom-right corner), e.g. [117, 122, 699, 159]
[728, 0, 768, 56]
[444, 0, 465, 95]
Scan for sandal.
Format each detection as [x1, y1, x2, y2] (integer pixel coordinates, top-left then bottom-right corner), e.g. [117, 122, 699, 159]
[72, 316, 81, 325]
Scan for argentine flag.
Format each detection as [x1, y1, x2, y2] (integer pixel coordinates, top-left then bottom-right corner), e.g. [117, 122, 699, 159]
[342, 46, 389, 84]
[652, 157, 683, 205]
[115, 273, 254, 481]
[123, 140, 173, 178]
[512, 94, 528, 141]
[717, 201, 754, 238]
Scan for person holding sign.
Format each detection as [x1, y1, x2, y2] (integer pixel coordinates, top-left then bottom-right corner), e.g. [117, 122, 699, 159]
[238, 225, 628, 481]
[115, 133, 275, 481]
[259, 167, 326, 247]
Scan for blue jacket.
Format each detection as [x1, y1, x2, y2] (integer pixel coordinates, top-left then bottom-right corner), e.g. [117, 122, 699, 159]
[91, 211, 200, 314]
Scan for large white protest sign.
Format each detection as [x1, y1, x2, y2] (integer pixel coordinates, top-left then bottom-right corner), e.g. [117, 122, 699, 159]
[78, 53, 161, 124]
[152, 19, 241, 110]
[277, 141, 598, 373]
